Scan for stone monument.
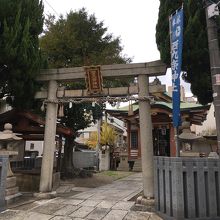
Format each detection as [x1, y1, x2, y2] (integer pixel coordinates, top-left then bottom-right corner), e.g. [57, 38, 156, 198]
[117, 144, 129, 171]
[99, 146, 110, 171]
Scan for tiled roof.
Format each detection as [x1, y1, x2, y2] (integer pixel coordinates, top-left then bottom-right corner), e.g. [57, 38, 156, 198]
[109, 101, 209, 112]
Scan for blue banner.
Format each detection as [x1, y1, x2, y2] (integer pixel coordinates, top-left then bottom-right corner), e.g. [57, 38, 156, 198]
[170, 8, 184, 127]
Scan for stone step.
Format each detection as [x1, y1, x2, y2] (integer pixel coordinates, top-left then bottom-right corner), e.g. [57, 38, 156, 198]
[5, 192, 22, 205]
[6, 176, 17, 188]
[6, 186, 19, 196]
[132, 159, 142, 172]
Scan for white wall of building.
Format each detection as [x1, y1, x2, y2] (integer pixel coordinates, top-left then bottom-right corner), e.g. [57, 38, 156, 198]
[194, 103, 216, 135]
[25, 141, 44, 156]
[0, 99, 12, 114]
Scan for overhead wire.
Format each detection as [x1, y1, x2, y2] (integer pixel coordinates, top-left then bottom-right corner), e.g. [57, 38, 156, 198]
[43, 0, 60, 17]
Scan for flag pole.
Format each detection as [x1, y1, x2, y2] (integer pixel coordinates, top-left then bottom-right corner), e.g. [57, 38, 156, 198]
[169, 7, 184, 157]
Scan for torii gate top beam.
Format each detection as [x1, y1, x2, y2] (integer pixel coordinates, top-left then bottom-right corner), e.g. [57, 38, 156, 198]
[37, 60, 167, 82]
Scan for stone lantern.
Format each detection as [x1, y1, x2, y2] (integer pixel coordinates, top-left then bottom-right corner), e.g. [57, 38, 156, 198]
[179, 121, 200, 155]
[0, 123, 22, 203]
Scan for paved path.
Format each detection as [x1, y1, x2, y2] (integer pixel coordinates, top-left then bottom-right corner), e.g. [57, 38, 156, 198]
[0, 173, 161, 220]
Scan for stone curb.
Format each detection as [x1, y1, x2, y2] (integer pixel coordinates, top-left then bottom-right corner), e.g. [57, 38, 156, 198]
[33, 191, 57, 200]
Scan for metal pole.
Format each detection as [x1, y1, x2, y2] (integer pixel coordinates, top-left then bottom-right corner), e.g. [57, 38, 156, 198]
[174, 127, 180, 157]
[205, 2, 220, 154]
[96, 118, 101, 171]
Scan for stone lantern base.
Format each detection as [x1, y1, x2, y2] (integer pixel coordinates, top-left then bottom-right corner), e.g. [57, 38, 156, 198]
[99, 148, 110, 171]
[5, 176, 21, 205]
[117, 152, 129, 171]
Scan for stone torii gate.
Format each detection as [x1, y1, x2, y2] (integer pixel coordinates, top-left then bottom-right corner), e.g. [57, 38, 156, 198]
[36, 60, 167, 198]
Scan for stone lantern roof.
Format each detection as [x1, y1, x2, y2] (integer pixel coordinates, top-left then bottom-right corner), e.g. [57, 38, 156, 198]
[0, 123, 22, 141]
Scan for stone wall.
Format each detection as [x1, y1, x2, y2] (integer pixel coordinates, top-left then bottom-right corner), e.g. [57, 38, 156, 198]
[15, 172, 60, 192]
[154, 157, 220, 220]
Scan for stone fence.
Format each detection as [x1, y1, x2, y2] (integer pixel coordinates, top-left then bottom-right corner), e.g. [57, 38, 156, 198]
[73, 151, 97, 169]
[154, 157, 220, 220]
[0, 155, 8, 212]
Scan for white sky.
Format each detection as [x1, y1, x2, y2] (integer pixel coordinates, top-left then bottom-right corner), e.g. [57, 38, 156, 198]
[43, 0, 192, 96]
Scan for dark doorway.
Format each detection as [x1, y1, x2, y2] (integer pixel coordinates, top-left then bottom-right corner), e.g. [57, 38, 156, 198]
[153, 127, 170, 156]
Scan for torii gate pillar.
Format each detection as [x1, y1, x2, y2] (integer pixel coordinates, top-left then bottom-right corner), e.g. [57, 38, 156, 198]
[138, 74, 154, 198]
[39, 80, 58, 192]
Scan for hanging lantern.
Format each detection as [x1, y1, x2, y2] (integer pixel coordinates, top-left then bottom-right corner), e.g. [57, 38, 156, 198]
[69, 102, 72, 109]
[116, 101, 120, 109]
[40, 102, 45, 112]
[128, 100, 134, 116]
[58, 104, 64, 117]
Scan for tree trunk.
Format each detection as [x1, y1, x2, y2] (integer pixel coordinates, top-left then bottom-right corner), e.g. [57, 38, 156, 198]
[61, 136, 74, 177]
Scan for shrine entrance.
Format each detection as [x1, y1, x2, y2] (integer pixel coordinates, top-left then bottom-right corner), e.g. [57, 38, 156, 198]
[35, 60, 167, 198]
[153, 127, 170, 156]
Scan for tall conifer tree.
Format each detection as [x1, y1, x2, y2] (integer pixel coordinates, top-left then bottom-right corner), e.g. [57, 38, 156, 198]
[0, 0, 44, 109]
[156, 0, 218, 104]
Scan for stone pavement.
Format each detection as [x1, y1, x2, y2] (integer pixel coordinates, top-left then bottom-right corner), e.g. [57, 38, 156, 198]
[0, 173, 162, 220]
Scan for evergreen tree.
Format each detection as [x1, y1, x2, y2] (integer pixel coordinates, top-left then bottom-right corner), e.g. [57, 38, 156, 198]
[40, 9, 131, 177]
[41, 9, 130, 68]
[156, 0, 218, 104]
[0, 0, 44, 109]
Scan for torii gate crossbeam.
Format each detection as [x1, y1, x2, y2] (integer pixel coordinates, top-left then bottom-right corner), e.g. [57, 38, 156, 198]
[36, 60, 167, 199]
[37, 60, 166, 81]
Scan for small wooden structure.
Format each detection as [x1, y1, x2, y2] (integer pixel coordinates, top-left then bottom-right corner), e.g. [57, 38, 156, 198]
[0, 109, 73, 141]
[0, 110, 73, 191]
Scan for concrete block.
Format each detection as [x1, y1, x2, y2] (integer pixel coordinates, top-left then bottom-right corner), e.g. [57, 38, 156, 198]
[0, 210, 22, 219]
[5, 192, 22, 205]
[80, 199, 101, 207]
[102, 209, 127, 220]
[21, 211, 53, 220]
[0, 210, 53, 220]
[71, 192, 94, 199]
[5, 186, 19, 196]
[69, 206, 94, 218]
[6, 176, 16, 188]
[50, 216, 73, 220]
[96, 200, 117, 209]
[112, 201, 135, 211]
[62, 199, 83, 206]
[31, 202, 66, 215]
[33, 191, 57, 200]
[149, 213, 163, 220]
[53, 205, 80, 216]
[124, 211, 151, 220]
[85, 207, 110, 220]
